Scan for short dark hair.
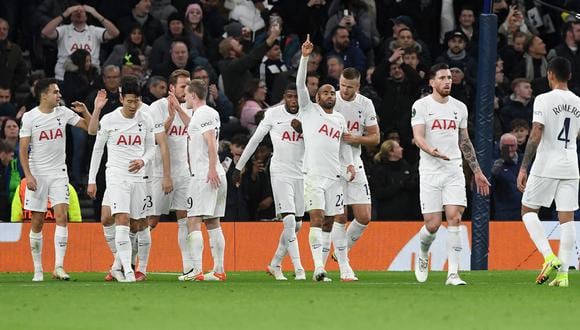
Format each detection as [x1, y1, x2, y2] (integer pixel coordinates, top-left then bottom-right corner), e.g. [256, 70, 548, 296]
[34, 78, 59, 101]
[547, 56, 571, 83]
[510, 118, 530, 131]
[403, 46, 419, 55]
[120, 76, 141, 97]
[428, 63, 450, 80]
[148, 75, 167, 87]
[341, 67, 361, 81]
[283, 83, 297, 93]
[511, 78, 530, 91]
[230, 133, 249, 147]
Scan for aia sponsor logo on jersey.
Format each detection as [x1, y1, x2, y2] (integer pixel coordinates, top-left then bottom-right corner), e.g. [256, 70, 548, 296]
[347, 120, 360, 132]
[38, 128, 63, 141]
[318, 124, 341, 140]
[431, 119, 457, 130]
[281, 131, 303, 142]
[69, 43, 93, 53]
[116, 135, 142, 145]
[168, 125, 187, 136]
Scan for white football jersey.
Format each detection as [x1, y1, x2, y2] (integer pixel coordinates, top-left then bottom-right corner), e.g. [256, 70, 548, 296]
[297, 55, 352, 179]
[20, 106, 81, 177]
[411, 95, 468, 175]
[530, 89, 580, 179]
[335, 92, 378, 168]
[55, 24, 106, 80]
[188, 105, 225, 177]
[236, 104, 304, 179]
[88, 107, 155, 183]
[144, 98, 192, 178]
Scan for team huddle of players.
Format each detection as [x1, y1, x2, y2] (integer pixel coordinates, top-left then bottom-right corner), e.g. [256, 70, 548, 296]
[20, 35, 580, 287]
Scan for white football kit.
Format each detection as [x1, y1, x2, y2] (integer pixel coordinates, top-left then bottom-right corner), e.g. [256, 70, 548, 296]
[187, 105, 227, 218]
[54, 24, 106, 80]
[297, 55, 353, 216]
[236, 104, 305, 216]
[522, 89, 580, 211]
[89, 107, 156, 218]
[335, 92, 377, 205]
[20, 106, 81, 211]
[411, 95, 469, 213]
[144, 98, 192, 215]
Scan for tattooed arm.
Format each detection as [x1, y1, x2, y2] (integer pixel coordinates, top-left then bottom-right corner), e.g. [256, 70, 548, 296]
[516, 122, 543, 192]
[458, 128, 481, 173]
[459, 128, 490, 196]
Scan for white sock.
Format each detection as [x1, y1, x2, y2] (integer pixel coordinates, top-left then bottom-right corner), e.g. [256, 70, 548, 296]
[558, 222, 576, 274]
[177, 218, 194, 273]
[188, 231, 203, 272]
[295, 220, 303, 233]
[208, 227, 225, 273]
[270, 230, 287, 267]
[331, 222, 349, 272]
[29, 231, 43, 273]
[103, 224, 116, 254]
[419, 225, 436, 258]
[54, 225, 68, 269]
[309, 227, 323, 269]
[283, 215, 303, 271]
[523, 213, 553, 258]
[446, 226, 462, 275]
[321, 230, 331, 266]
[346, 219, 367, 250]
[137, 227, 151, 274]
[115, 225, 132, 275]
[130, 231, 138, 267]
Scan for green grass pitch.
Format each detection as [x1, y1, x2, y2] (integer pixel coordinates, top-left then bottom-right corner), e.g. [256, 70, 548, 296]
[1, 271, 578, 330]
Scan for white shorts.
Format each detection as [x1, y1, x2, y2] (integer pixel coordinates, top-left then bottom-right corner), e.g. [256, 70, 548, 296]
[107, 179, 150, 219]
[186, 175, 227, 218]
[342, 166, 371, 205]
[149, 176, 190, 215]
[304, 174, 344, 216]
[522, 175, 579, 211]
[271, 176, 305, 217]
[419, 170, 467, 214]
[24, 175, 69, 212]
[102, 188, 110, 207]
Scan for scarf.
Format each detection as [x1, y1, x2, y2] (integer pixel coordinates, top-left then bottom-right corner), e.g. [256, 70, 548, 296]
[524, 53, 547, 81]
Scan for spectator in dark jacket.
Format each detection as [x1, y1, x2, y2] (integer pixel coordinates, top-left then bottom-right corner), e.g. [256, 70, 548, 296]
[499, 78, 533, 132]
[547, 21, 580, 94]
[222, 134, 250, 221]
[325, 26, 366, 74]
[0, 140, 14, 221]
[117, 0, 164, 47]
[149, 12, 191, 68]
[434, 30, 476, 85]
[218, 24, 281, 106]
[370, 139, 419, 220]
[491, 133, 522, 220]
[0, 19, 27, 91]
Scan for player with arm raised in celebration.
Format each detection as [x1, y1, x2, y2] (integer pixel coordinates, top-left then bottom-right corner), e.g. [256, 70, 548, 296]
[179, 79, 228, 282]
[144, 69, 193, 277]
[233, 83, 306, 281]
[411, 63, 490, 286]
[517, 57, 580, 288]
[297, 35, 357, 282]
[87, 76, 157, 282]
[329, 67, 379, 270]
[20, 78, 92, 281]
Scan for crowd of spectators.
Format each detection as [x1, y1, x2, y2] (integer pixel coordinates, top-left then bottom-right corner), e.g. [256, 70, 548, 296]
[0, 0, 579, 222]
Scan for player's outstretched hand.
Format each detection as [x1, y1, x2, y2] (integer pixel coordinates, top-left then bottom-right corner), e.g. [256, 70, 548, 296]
[232, 168, 242, 188]
[473, 170, 490, 196]
[87, 183, 97, 199]
[516, 169, 527, 193]
[301, 34, 313, 57]
[343, 132, 358, 145]
[162, 176, 173, 194]
[429, 148, 450, 161]
[71, 101, 88, 114]
[291, 119, 302, 133]
[346, 165, 356, 182]
[128, 159, 144, 173]
[207, 168, 221, 189]
[27, 176, 37, 191]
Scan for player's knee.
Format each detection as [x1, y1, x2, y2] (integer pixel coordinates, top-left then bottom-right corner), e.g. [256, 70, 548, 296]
[356, 214, 371, 225]
[425, 222, 440, 234]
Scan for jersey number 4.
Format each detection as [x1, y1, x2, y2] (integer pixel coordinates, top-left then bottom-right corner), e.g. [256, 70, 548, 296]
[557, 117, 571, 149]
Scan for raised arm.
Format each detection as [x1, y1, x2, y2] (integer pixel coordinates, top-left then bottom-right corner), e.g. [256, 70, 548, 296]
[70, 101, 93, 132]
[233, 120, 272, 186]
[83, 5, 119, 40]
[41, 5, 81, 40]
[297, 35, 314, 110]
[88, 90, 107, 135]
